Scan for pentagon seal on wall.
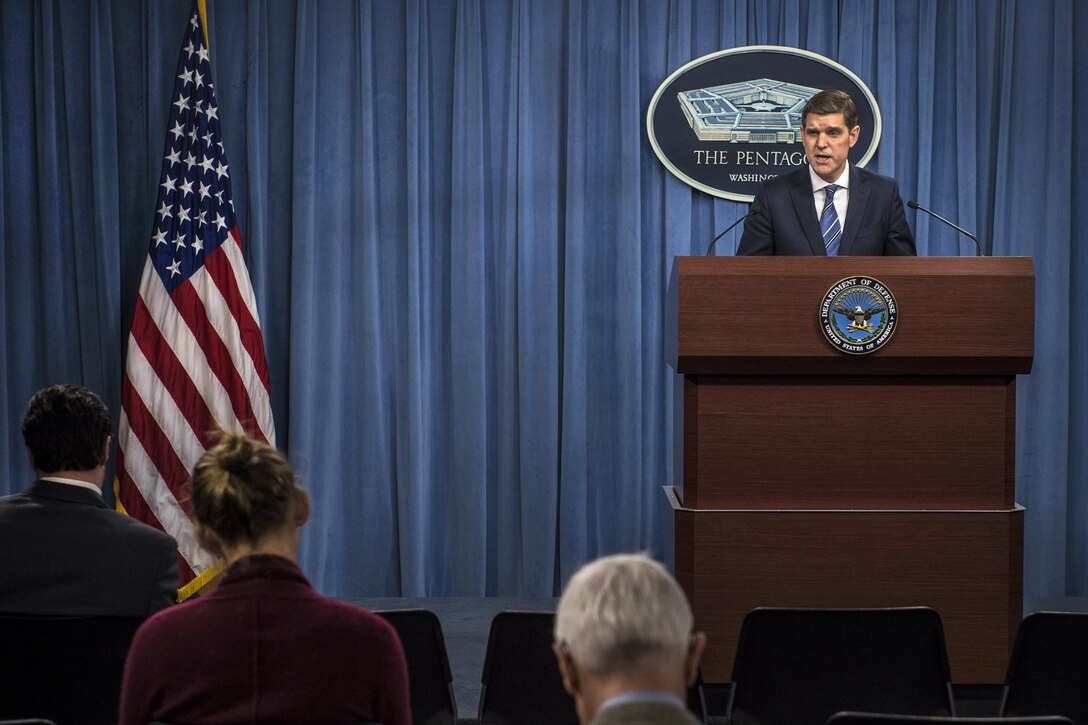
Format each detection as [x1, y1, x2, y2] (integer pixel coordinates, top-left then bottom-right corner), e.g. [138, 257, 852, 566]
[647, 46, 881, 202]
[820, 276, 897, 354]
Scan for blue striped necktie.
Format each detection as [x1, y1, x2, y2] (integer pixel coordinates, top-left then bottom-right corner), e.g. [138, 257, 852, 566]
[821, 184, 842, 256]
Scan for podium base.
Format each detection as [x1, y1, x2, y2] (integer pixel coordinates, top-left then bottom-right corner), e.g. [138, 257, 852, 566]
[665, 486, 1023, 684]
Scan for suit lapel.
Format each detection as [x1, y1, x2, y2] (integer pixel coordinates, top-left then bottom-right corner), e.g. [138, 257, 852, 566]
[788, 169, 828, 256]
[840, 165, 869, 256]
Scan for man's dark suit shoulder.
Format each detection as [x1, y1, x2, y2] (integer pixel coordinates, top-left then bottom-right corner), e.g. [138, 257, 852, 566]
[737, 164, 916, 256]
[0, 481, 178, 617]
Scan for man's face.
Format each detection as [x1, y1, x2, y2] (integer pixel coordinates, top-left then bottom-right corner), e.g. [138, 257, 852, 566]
[802, 112, 860, 183]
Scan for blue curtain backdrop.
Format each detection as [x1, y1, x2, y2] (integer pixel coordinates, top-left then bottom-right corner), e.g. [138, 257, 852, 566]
[0, 0, 1084, 597]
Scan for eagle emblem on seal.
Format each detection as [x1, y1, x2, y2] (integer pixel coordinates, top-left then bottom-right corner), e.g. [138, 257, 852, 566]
[833, 303, 885, 333]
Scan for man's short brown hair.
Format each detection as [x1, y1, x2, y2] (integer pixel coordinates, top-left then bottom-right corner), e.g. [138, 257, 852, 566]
[802, 89, 858, 130]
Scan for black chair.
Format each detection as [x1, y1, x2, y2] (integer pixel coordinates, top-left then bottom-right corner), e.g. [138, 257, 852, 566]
[1001, 611, 1088, 724]
[477, 609, 706, 725]
[827, 713, 1073, 725]
[727, 607, 954, 725]
[0, 614, 144, 725]
[376, 609, 458, 725]
[478, 611, 578, 725]
[687, 667, 708, 724]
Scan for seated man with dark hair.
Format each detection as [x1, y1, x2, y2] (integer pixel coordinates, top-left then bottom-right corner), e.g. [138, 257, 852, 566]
[553, 553, 707, 725]
[0, 384, 178, 616]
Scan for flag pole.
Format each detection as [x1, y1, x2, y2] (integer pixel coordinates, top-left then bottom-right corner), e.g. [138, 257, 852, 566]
[197, 0, 209, 51]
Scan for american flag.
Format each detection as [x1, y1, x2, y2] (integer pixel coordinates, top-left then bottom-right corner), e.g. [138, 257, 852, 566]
[116, 5, 275, 598]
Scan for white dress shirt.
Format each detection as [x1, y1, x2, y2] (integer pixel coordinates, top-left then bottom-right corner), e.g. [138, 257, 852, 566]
[809, 164, 850, 229]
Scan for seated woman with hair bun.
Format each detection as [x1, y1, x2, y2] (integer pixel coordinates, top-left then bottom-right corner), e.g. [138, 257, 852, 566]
[119, 433, 410, 725]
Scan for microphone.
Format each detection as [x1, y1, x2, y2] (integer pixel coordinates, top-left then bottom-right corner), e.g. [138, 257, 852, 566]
[705, 212, 751, 256]
[907, 200, 983, 256]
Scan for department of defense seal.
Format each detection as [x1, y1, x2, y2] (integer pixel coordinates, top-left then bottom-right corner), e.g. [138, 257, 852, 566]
[820, 276, 897, 354]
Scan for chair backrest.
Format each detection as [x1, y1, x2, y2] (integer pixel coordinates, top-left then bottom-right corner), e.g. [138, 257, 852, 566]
[376, 609, 457, 725]
[478, 611, 578, 725]
[1001, 611, 1088, 724]
[687, 667, 708, 724]
[827, 713, 1073, 725]
[727, 607, 954, 725]
[0, 614, 144, 725]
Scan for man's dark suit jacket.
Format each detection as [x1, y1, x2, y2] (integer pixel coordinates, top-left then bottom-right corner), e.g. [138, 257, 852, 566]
[0, 480, 178, 617]
[737, 164, 917, 256]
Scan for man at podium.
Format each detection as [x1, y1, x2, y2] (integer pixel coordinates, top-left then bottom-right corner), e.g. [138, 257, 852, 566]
[737, 89, 916, 257]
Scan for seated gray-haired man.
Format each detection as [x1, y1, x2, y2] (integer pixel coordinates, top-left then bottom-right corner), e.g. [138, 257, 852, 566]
[553, 553, 707, 725]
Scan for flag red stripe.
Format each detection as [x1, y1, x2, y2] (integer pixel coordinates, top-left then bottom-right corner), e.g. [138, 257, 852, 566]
[170, 273, 262, 436]
[130, 294, 220, 446]
[207, 228, 273, 391]
[116, 443, 196, 587]
[115, 446, 167, 534]
[121, 377, 193, 507]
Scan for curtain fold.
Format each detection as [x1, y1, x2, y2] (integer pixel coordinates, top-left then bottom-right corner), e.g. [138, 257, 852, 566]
[2, 0, 1086, 598]
[996, 0, 1075, 595]
[1067, 0, 1088, 595]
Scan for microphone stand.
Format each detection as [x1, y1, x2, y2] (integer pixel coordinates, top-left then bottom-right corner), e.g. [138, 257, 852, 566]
[907, 200, 983, 256]
[705, 213, 751, 256]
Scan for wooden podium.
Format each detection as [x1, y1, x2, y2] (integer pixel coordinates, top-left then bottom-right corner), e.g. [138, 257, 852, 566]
[665, 256, 1034, 684]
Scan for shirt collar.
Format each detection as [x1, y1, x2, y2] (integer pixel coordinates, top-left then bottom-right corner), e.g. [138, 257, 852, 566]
[39, 476, 104, 496]
[809, 163, 850, 192]
[597, 689, 687, 714]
